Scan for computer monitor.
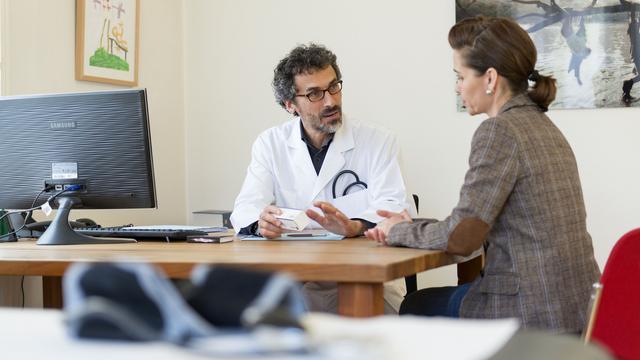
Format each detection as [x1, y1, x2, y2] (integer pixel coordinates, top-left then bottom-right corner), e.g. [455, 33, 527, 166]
[0, 89, 156, 245]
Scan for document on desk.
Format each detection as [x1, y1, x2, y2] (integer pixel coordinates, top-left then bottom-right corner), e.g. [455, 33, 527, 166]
[241, 229, 344, 241]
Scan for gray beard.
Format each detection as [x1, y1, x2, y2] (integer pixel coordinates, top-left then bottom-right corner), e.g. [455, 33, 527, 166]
[314, 118, 342, 134]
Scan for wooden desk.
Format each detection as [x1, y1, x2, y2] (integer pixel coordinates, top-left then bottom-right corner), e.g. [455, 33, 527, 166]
[0, 238, 456, 317]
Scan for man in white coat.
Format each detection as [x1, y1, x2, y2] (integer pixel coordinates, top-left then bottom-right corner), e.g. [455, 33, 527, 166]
[231, 43, 408, 313]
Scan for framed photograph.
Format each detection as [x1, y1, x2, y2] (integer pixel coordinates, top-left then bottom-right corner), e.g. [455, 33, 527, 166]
[456, 0, 640, 110]
[76, 0, 139, 86]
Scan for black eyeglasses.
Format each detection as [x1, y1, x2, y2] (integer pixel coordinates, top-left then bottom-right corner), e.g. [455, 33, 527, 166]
[295, 80, 343, 102]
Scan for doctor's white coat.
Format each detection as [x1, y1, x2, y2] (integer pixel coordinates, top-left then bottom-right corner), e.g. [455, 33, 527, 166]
[231, 117, 409, 313]
[231, 118, 409, 231]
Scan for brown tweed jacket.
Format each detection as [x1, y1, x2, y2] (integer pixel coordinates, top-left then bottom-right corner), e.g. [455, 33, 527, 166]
[388, 94, 600, 332]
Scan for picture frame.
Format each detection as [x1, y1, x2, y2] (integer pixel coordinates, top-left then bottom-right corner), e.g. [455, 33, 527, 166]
[455, 0, 640, 110]
[75, 0, 139, 86]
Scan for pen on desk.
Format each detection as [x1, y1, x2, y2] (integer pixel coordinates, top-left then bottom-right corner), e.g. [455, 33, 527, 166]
[286, 233, 328, 237]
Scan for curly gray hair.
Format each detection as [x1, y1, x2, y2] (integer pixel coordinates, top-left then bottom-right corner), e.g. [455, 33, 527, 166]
[272, 43, 342, 115]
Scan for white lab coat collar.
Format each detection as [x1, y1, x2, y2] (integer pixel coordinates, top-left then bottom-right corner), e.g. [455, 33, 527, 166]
[287, 117, 355, 201]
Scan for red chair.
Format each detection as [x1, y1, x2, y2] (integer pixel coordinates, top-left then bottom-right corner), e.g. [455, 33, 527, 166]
[585, 228, 640, 359]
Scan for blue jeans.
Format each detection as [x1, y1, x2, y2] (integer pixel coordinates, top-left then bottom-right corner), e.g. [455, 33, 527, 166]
[399, 283, 471, 318]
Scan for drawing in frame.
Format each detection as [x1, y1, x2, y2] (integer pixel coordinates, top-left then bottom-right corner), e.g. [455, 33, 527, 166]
[76, 0, 139, 86]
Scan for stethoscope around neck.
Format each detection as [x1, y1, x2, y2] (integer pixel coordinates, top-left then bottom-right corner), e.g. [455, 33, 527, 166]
[332, 170, 368, 199]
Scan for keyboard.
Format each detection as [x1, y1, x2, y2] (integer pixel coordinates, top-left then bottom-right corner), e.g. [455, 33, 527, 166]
[76, 226, 210, 242]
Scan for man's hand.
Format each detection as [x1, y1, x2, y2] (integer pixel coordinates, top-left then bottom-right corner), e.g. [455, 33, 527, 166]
[306, 201, 364, 237]
[364, 209, 412, 245]
[258, 205, 284, 239]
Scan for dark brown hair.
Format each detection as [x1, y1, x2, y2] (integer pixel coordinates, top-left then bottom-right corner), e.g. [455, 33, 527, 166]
[448, 16, 556, 112]
[272, 43, 341, 115]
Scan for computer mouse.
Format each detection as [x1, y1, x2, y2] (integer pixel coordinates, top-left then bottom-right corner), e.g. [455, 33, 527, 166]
[75, 218, 99, 228]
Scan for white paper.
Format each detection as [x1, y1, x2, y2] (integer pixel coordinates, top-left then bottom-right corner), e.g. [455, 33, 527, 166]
[303, 313, 520, 360]
[41, 202, 53, 216]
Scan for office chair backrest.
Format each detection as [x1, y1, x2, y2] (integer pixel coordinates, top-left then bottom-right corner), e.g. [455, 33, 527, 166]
[588, 227, 640, 359]
[405, 194, 420, 295]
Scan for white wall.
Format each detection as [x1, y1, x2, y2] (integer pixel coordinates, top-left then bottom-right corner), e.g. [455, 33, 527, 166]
[183, 0, 640, 287]
[2, 0, 186, 225]
[0, 0, 186, 306]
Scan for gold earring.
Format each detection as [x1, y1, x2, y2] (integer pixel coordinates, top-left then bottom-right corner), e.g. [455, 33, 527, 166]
[485, 88, 493, 95]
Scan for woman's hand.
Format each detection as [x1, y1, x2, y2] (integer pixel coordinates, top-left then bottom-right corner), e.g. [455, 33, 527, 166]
[365, 209, 412, 245]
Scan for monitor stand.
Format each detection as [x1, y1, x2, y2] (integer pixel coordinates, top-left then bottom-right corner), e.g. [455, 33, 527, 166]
[36, 196, 136, 245]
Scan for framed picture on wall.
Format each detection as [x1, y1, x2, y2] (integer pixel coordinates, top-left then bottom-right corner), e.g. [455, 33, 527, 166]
[75, 0, 139, 86]
[455, 0, 640, 110]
